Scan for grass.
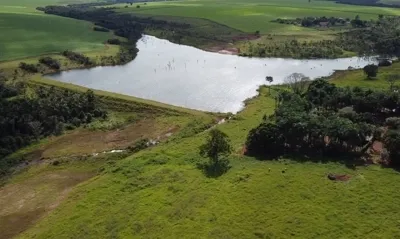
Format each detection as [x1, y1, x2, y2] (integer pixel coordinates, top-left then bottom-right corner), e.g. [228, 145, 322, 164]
[0, 0, 111, 61]
[12, 86, 400, 239]
[330, 62, 400, 89]
[116, 0, 400, 34]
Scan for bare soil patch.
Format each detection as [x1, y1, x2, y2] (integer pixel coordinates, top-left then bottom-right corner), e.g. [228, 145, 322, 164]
[25, 119, 179, 160]
[0, 171, 94, 239]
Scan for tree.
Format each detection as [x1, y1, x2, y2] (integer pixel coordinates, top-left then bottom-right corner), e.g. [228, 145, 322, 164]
[383, 130, 400, 166]
[284, 73, 310, 95]
[386, 74, 399, 91]
[363, 64, 378, 79]
[266, 76, 273, 94]
[199, 129, 232, 177]
[29, 121, 43, 141]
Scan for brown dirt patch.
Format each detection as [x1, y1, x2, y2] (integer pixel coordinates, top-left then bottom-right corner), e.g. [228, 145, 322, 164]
[27, 119, 179, 160]
[0, 171, 94, 239]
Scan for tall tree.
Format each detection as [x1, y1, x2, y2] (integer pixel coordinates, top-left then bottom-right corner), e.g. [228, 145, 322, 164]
[199, 129, 232, 177]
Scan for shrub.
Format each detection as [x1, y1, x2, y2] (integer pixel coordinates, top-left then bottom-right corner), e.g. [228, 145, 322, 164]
[363, 64, 378, 78]
[107, 39, 121, 45]
[19, 62, 38, 73]
[39, 57, 61, 70]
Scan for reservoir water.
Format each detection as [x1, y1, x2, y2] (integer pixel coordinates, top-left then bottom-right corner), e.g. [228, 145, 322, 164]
[49, 35, 374, 113]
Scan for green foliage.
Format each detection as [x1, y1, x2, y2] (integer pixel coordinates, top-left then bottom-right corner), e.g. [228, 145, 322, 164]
[363, 64, 378, 78]
[62, 50, 93, 66]
[341, 16, 400, 57]
[19, 62, 39, 73]
[246, 79, 399, 162]
[199, 129, 232, 177]
[39, 57, 61, 70]
[0, 87, 107, 175]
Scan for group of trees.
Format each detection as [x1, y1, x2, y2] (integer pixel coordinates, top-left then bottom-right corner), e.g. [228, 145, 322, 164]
[241, 39, 343, 58]
[273, 15, 370, 28]
[246, 78, 400, 166]
[19, 57, 61, 73]
[39, 57, 61, 70]
[274, 16, 349, 27]
[0, 86, 107, 175]
[62, 50, 93, 66]
[340, 16, 400, 57]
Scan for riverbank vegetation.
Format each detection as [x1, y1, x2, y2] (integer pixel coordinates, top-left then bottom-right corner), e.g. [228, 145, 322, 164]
[246, 79, 400, 166]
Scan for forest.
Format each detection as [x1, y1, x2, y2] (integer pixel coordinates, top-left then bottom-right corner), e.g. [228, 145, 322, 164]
[0, 80, 107, 175]
[246, 78, 400, 166]
[273, 15, 370, 28]
[245, 15, 400, 58]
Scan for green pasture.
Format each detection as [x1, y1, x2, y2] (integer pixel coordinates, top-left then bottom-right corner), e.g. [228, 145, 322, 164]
[0, 0, 110, 61]
[117, 0, 400, 34]
[17, 86, 400, 239]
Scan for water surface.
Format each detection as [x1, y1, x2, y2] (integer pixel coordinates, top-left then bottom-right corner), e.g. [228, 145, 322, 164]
[49, 35, 373, 113]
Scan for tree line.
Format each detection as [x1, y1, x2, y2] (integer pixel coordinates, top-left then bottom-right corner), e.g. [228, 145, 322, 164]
[0, 83, 107, 176]
[246, 78, 400, 166]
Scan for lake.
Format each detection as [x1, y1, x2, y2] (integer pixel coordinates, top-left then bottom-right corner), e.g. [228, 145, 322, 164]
[49, 35, 374, 113]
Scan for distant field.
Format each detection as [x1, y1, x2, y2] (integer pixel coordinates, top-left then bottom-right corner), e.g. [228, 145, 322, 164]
[0, 0, 110, 61]
[116, 0, 400, 34]
[379, 0, 400, 5]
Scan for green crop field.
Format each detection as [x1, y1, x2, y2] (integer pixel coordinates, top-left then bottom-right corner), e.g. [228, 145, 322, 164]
[0, 0, 111, 61]
[117, 0, 400, 34]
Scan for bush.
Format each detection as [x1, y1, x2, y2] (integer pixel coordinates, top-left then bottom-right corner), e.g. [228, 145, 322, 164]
[386, 117, 400, 130]
[19, 62, 38, 73]
[62, 50, 93, 66]
[107, 39, 121, 45]
[363, 64, 378, 78]
[39, 57, 61, 70]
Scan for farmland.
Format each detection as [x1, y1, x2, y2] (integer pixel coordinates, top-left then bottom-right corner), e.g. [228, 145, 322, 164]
[117, 0, 400, 34]
[1, 0, 400, 239]
[0, 0, 111, 61]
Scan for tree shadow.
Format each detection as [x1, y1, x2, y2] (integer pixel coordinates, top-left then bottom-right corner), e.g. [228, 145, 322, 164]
[247, 151, 367, 170]
[196, 158, 231, 178]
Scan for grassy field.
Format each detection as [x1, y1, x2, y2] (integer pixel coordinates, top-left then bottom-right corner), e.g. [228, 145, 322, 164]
[117, 0, 400, 34]
[10, 85, 400, 239]
[330, 62, 400, 89]
[0, 0, 111, 61]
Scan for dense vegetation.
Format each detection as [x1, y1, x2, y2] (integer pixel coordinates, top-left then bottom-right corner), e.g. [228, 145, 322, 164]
[340, 16, 400, 57]
[273, 15, 371, 28]
[39, 57, 61, 70]
[242, 39, 344, 58]
[273, 16, 349, 27]
[62, 50, 93, 66]
[246, 78, 400, 166]
[0, 83, 107, 175]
